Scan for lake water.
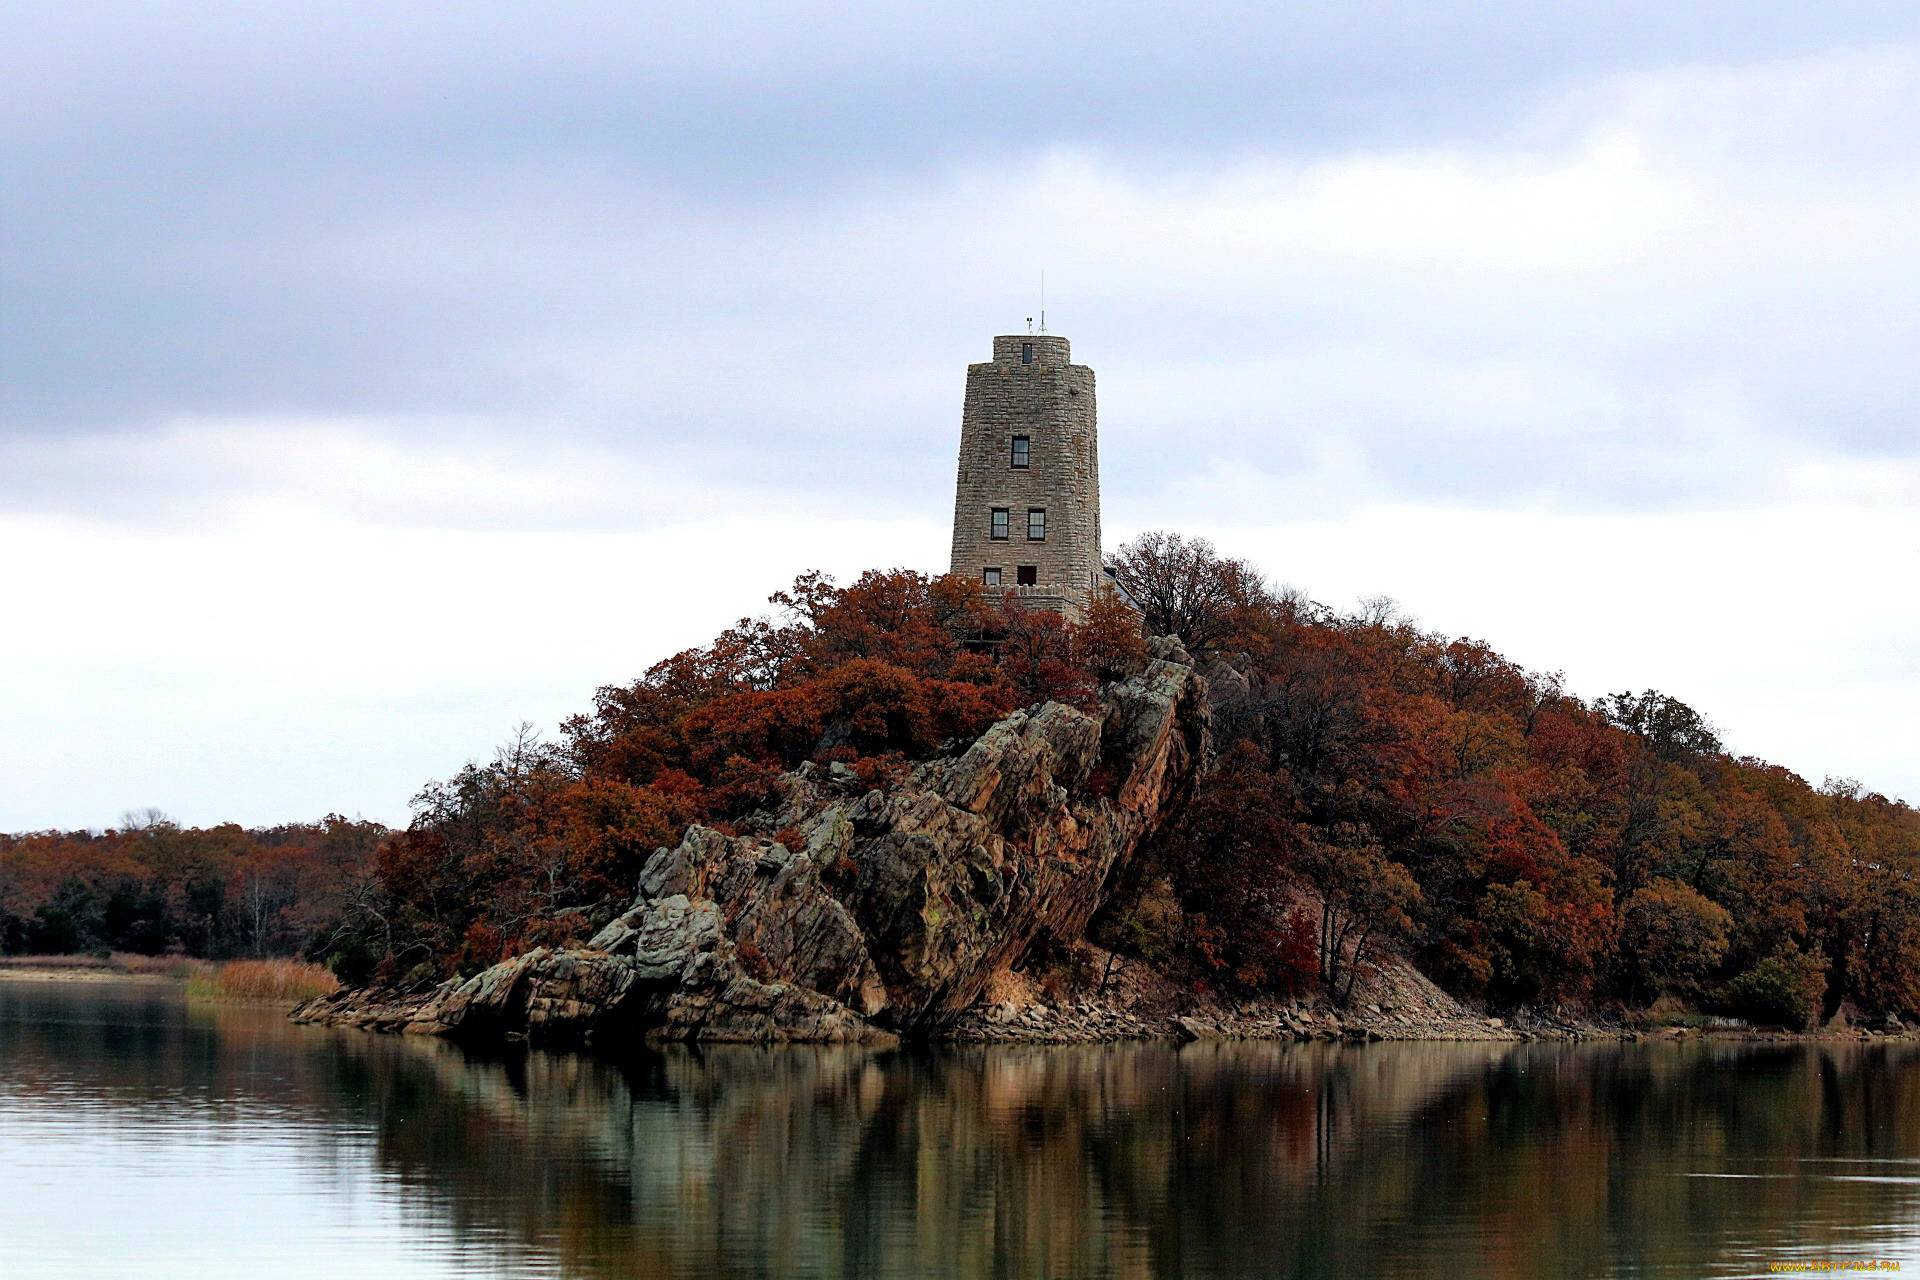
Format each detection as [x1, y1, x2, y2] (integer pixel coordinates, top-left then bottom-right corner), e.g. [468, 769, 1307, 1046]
[3, 981, 1919, 1279]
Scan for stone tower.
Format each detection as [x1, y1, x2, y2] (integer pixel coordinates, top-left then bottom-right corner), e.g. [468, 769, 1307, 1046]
[949, 333, 1102, 619]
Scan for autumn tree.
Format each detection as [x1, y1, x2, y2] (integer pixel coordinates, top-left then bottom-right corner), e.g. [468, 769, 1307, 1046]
[1073, 582, 1149, 682]
[1298, 826, 1422, 1002]
[1152, 742, 1302, 989]
[1104, 532, 1271, 655]
[991, 597, 1096, 709]
[1617, 878, 1733, 1001]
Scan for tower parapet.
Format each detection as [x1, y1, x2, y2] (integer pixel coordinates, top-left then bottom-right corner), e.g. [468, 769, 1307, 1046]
[949, 333, 1102, 619]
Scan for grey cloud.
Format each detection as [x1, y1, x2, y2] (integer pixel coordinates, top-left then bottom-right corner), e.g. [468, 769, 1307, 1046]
[11, 2, 1920, 174]
[7, 2, 1920, 526]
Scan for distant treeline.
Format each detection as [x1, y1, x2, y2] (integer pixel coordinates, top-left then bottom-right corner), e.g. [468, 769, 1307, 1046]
[0, 816, 386, 960]
[14, 533, 1920, 1029]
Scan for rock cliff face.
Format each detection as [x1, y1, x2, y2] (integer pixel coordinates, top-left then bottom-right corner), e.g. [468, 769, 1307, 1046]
[294, 642, 1208, 1045]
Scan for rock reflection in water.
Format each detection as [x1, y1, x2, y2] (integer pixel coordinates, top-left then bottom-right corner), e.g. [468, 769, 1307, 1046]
[337, 1033, 1920, 1279]
[8, 980, 1920, 1279]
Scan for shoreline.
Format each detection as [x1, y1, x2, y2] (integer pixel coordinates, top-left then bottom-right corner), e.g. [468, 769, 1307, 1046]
[0, 965, 177, 984]
[7, 965, 1902, 1044]
[0, 957, 336, 1010]
[293, 978, 1912, 1048]
[7, 961, 1891, 1047]
[0, 966, 317, 1010]
[932, 1002, 1914, 1047]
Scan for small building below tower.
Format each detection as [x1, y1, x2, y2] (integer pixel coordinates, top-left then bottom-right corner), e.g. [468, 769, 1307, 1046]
[949, 333, 1103, 619]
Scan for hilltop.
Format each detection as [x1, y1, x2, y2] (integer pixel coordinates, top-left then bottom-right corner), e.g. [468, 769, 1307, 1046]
[288, 532, 1920, 1043]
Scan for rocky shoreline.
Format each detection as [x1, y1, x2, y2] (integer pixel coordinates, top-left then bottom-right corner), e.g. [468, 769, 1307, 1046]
[294, 969, 1920, 1048]
[932, 996, 1522, 1045]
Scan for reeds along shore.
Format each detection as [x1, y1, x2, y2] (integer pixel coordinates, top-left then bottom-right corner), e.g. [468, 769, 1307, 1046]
[188, 958, 340, 1003]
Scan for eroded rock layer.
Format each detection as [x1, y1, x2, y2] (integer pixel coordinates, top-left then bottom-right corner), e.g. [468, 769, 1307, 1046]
[295, 644, 1208, 1045]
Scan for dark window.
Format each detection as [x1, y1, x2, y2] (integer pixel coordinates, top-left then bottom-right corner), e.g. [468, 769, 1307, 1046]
[1026, 508, 1046, 540]
[1010, 436, 1030, 468]
[1016, 565, 1038, 586]
[1021, 342, 1033, 364]
[990, 508, 1009, 540]
[982, 568, 1002, 587]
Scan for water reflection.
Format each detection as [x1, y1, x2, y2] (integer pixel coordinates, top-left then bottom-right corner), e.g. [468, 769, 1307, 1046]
[5, 981, 1920, 1279]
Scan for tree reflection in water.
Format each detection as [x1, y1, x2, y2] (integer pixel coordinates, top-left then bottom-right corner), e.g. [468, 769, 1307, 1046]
[6, 983, 1919, 1279]
[337, 1032, 1920, 1279]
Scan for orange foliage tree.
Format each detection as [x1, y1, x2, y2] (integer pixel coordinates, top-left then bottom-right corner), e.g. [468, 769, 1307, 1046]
[1097, 531, 1920, 1020]
[317, 567, 1149, 983]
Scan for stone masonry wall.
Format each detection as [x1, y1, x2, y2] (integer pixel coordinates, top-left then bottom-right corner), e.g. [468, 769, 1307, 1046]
[949, 334, 1101, 618]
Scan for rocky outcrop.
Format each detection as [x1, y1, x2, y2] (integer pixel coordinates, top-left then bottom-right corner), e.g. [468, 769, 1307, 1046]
[295, 646, 1208, 1046]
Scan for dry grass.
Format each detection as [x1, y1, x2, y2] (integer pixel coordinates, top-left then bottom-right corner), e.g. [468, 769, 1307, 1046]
[0, 953, 121, 970]
[187, 958, 340, 1005]
[121, 954, 214, 980]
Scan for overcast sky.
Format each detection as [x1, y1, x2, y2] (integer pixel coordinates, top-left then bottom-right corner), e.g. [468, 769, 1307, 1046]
[7, 1, 1920, 830]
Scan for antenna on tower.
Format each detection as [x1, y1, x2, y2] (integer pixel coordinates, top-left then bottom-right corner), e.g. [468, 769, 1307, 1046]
[1040, 269, 1047, 334]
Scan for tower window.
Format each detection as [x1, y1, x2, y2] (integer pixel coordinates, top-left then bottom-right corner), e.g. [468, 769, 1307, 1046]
[1017, 566, 1038, 586]
[1026, 508, 1046, 540]
[1010, 436, 1029, 468]
[1021, 342, 1033, 364]
[990, 508, 1009, 540]
[982, 568, 1002, 586]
